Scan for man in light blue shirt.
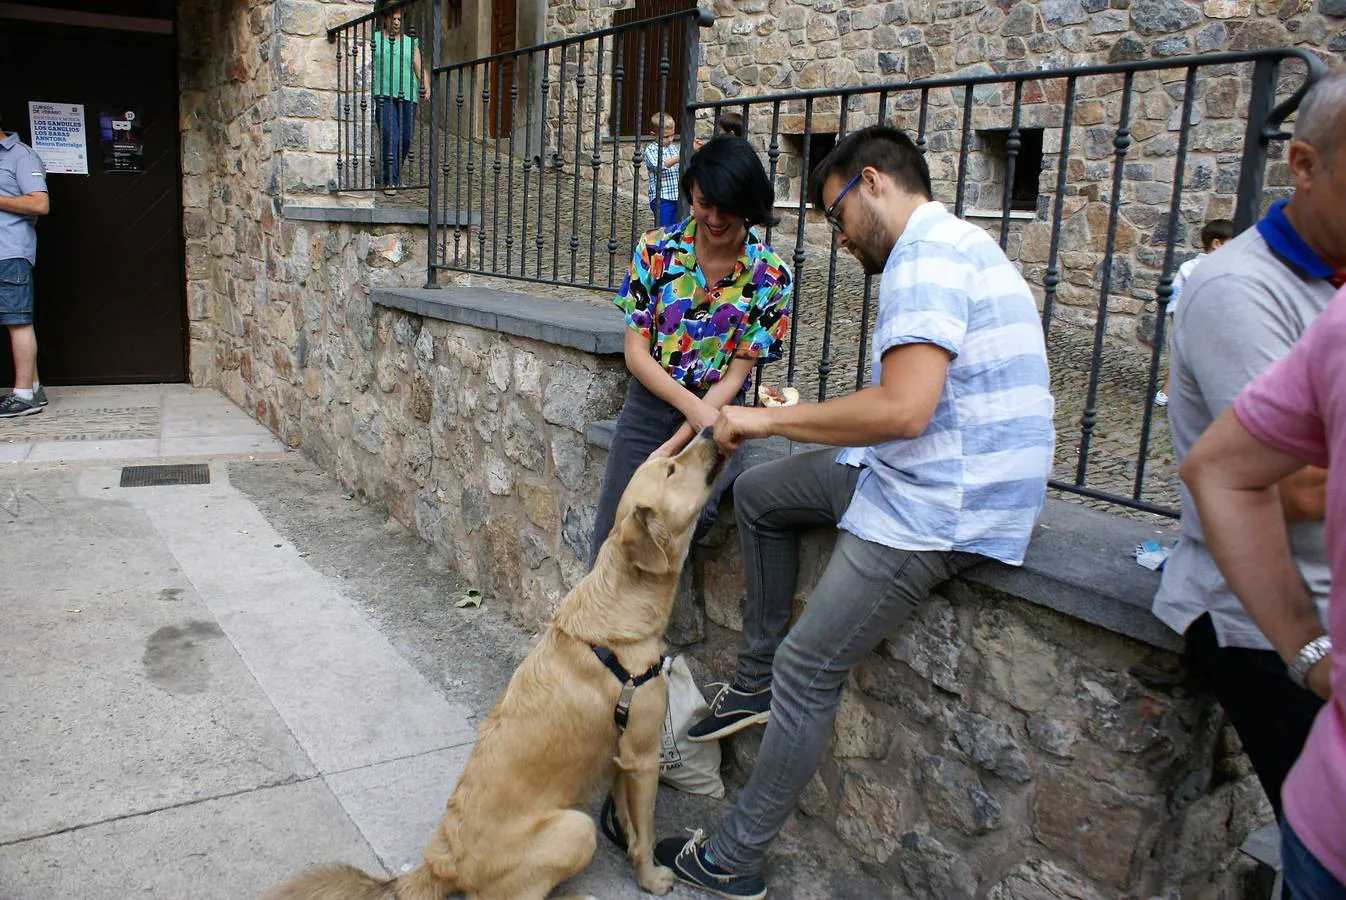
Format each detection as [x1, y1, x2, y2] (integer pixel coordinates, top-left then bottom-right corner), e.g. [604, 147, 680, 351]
[652, 126, 1054, 899]
[0, 117, 51, 417]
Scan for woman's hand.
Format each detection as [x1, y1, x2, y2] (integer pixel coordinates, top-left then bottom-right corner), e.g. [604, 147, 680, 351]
[686, 398, 719, 434]
[649, 424, 695, 460]
[419, 81, 430, 100]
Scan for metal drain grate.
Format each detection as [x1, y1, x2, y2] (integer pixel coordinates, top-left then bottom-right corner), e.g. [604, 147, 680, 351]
[119, 464, 211, 488]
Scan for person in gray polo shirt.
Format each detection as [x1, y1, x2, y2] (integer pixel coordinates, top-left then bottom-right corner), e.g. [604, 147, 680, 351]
[0, 114, 51, 418]
[1153, 71, 1346, 820]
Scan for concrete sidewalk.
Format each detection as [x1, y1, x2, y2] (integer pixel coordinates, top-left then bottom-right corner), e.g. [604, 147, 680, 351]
[0, 387, 885, 900]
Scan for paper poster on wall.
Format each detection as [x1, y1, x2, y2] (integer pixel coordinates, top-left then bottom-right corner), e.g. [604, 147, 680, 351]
[28, 101, 89, 175]
[99, 108, 145, 173]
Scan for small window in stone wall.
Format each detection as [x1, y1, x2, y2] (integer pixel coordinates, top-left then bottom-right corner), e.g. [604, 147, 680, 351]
[975, 128, 1045, 213]
[780, 131, 838, 206]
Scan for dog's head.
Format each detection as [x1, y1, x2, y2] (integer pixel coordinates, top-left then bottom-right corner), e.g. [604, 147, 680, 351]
[610, 428, 728, 576]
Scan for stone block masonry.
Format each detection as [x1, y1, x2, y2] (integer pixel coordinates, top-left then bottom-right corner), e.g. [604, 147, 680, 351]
[366, 287, 1265, 900]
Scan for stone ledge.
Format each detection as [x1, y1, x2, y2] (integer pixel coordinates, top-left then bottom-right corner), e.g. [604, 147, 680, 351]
[588, 418, 1177, 652]
[285, 205, 479, 227]
[374, 287, 627, 355]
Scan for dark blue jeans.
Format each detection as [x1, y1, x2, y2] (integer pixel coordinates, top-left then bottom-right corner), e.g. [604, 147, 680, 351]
[1283, 818, 1346, 899]
[588, 377, 743, 569]
[650, 199, 679, 228]
[376, 97, 416, 187]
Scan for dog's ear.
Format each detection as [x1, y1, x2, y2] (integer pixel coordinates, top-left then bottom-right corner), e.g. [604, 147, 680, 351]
[619, 503, 675, 574]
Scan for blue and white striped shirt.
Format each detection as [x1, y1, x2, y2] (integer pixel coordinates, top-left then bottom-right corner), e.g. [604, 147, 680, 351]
[836, 202, 1054, 566]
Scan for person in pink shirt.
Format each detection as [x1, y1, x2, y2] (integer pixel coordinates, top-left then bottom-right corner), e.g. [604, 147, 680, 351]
[1182, 286, 1346, 896]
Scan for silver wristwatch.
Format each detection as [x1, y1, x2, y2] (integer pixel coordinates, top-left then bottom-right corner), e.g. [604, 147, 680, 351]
[1288, 635, 1332, 690]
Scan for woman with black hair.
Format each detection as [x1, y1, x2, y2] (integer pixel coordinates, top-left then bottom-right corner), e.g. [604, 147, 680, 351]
[588, 136, 793, 567]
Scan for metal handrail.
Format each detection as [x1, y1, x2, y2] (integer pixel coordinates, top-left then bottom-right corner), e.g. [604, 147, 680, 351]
[428, 7, 715, 75]
[326, 0, 424, 42]
[688, 48, 1323, 113]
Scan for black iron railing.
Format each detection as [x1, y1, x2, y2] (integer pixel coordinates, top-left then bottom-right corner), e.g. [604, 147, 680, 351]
[327, 0, 441, 191]
[325, 4, 1324, 517]
[422, 7, 713, 290]
[683, 50, 1322, 517]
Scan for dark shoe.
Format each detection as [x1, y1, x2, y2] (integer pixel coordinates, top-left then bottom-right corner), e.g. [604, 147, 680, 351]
[654, 830, 767, 900]
[0, 393, 41, 418]
[687, 682, 771, 743]
[599, 793, 627, 851]
[33, 385, 48, 407]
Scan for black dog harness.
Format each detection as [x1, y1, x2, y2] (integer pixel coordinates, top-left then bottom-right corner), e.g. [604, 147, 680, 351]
[592, 646, 666, 731]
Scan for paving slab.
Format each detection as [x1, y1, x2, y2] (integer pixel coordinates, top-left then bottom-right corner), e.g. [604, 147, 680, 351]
[0, 474, 312, 846]
[0, 780, 385, 900]
[0, 385, 287, 466]
[324, 745, 473, 873]
[76, 467, 478, 775]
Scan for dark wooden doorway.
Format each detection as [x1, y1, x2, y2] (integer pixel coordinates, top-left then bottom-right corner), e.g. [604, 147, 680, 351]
[0, 12, 186, 386]
[487, 0, 516, 138]
[611, 0, 697, 137]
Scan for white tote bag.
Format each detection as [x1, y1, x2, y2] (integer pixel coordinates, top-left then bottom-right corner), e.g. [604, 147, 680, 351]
[659, 655, 725, 798]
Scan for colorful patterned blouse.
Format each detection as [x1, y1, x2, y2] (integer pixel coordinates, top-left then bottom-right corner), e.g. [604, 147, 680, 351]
[613, 217, 793, 391]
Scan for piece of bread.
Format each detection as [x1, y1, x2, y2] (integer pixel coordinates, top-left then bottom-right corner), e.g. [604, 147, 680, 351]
[761, 386, 800, 408]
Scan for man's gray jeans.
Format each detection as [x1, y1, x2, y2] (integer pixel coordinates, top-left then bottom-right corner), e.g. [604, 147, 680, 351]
[706, 448, 979, 875]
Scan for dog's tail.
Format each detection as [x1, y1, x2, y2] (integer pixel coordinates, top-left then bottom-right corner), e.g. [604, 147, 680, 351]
[263, 862, 451, 900]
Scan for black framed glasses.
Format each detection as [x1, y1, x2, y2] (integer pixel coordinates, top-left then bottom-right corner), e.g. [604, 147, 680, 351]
[824, 173, 861, 233]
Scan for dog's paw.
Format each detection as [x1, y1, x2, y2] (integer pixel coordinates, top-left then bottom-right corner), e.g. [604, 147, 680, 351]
[639, 864, 676, 895]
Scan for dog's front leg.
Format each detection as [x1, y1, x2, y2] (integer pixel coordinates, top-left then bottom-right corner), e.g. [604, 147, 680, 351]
[614, 689, 675, 895]
[614, 753, 673, 894]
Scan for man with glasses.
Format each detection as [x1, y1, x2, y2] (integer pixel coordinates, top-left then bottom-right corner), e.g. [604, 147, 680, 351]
[653, 126, 1054, 899]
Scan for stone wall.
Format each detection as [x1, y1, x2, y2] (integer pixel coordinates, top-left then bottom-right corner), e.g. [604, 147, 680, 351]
[179, 0, 375, 390]
[362, 286, 1271, 899]
[697, 574, 1267, 897]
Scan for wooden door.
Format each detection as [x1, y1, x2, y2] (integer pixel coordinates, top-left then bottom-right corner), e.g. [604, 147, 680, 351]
[612, 0, 696, 137]
[0, 14, 185, 385]
[488, 0, 516, 138]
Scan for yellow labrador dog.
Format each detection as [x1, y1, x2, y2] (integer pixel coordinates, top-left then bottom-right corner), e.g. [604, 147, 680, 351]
[265, 429, 727, 900]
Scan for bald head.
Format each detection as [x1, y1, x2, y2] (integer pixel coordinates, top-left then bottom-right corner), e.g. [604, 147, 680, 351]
[1293, 71, 1346, 163]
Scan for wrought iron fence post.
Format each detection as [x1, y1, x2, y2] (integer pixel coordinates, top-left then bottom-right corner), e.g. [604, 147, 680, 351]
[1233, 58, 1278, 236]
[424, 0, 444, 288]
[677, 9, 714, 221]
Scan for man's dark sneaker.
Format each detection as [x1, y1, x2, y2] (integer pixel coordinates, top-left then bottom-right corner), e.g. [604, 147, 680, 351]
[654, 830, 767, 900]
[0, 393, 41, 418]
[33, 385, 48, 407]
[687, 682, 771, 743]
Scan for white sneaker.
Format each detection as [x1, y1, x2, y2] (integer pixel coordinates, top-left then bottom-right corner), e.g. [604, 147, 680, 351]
[1154, 391, 1169, 408]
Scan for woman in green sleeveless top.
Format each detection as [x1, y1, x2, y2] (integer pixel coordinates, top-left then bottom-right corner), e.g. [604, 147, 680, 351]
[372, 2, 428, 189]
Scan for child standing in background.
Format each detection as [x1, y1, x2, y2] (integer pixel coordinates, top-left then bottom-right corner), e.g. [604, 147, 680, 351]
[1157, 218, 1235, 408]
[644, 112, 682, 229]
[715, 111, 744, 138]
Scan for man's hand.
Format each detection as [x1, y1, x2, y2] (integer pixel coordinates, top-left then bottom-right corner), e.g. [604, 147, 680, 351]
[1307, 655, 1332, 701]
[713, 405, 769, 452]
